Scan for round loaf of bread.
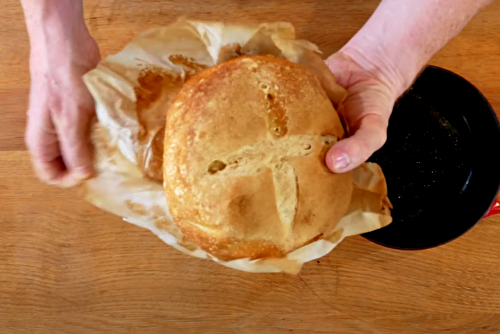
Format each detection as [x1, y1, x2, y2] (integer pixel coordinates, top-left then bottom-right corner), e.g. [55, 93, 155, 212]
[163, 55, 353, 261]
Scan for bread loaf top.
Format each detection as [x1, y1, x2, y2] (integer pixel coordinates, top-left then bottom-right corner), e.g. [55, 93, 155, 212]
[163, 55, 353, 261]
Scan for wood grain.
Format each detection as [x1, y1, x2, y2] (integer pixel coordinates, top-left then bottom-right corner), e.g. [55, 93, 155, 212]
[2, 0, 500, 333]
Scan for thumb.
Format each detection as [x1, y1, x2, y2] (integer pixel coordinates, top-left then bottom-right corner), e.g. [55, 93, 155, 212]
[326, 114, 388, 173]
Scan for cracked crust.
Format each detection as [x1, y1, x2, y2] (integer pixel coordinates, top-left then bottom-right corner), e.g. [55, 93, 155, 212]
[163, 55, 353, 260]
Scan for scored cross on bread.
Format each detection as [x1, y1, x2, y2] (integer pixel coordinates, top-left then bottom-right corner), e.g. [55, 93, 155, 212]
[163, 55, 353, 261]
[206, 134, 338, 228]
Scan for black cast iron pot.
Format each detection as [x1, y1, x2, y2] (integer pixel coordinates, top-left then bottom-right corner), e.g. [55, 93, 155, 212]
[364, 65, 500, 249]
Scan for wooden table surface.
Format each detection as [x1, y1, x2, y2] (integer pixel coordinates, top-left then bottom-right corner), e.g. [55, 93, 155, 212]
[2, 1, 500, 333]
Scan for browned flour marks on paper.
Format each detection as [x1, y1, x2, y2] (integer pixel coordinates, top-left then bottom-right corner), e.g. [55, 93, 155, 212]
[134, 67, 181, 182]
[135, 67, 181, 120]
[217, 43, 244, 63]
[135, 59, 208, 183]
[169, 55, 208, 80]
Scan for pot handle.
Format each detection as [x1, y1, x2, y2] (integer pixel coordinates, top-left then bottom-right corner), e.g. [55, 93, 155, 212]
[484, 199, 500, 218]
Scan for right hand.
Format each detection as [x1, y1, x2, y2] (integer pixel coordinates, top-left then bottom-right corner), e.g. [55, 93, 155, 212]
[324, 51, 402, 173]
[25, 30, 100, 187]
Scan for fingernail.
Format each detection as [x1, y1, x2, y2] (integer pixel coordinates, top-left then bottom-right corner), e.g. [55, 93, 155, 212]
[333, 153, 350, 171]
[75, 166, 92, 179]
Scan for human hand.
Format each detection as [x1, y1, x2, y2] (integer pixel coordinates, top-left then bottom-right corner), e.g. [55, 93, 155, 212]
[323, 0, 495, 174]
[324, 51, 402, 173]
[25, 30, 100, 187]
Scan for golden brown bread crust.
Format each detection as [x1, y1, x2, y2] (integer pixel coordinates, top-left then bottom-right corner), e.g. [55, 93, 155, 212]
[163, 55, 353, 261]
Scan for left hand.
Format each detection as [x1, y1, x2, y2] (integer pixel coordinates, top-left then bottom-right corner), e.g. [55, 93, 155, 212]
[324, 52, 401, 173]
[25, 30, 100, 187]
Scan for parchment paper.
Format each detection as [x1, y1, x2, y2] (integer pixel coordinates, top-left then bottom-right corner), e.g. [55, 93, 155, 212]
[83, 18, 392, 274]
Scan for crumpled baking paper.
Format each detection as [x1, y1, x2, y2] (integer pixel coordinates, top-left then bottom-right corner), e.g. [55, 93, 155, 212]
[83, 18, 392, 274]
